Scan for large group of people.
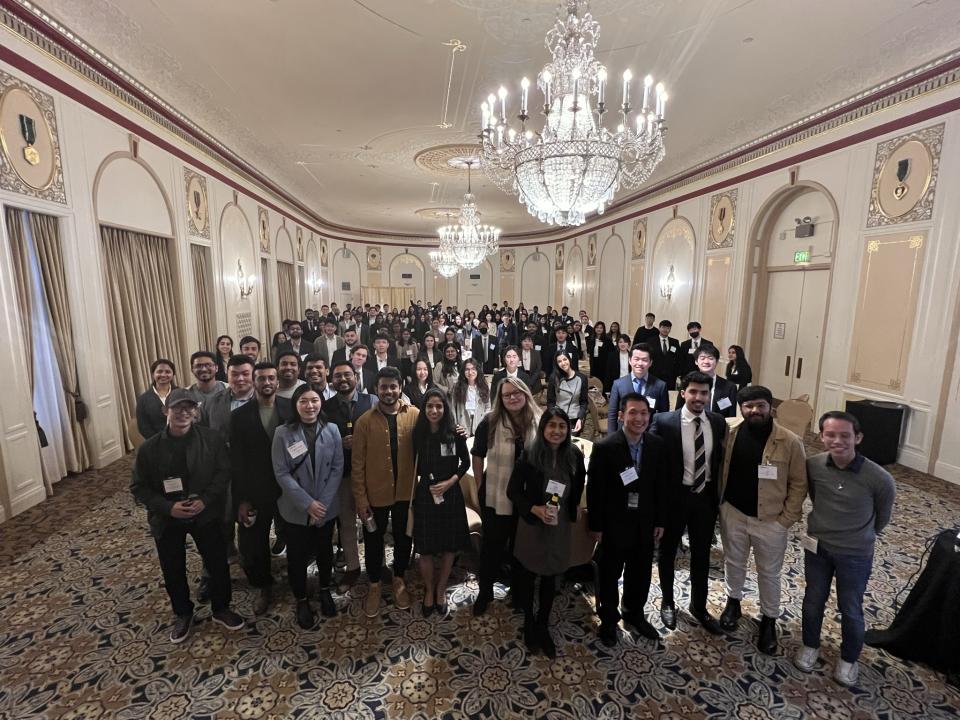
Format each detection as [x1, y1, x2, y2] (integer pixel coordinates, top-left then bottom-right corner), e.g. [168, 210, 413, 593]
[130, 298, 895, 686]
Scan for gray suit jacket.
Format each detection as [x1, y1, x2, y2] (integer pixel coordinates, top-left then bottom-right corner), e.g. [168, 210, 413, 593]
[272, 422, 344, 526]
[314, 334, 346, 365]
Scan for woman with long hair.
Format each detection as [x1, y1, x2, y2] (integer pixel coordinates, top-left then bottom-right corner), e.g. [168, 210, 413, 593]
[507, 407, 585, 657]
[411, 388, 471, 617]
[339, 310, 353, 335]
[396, 327, 419, 381]
[547, 352, 588, 436]
[470, 376, 541, 615]
[607, 322, 622, 345]
[726, 345, 753, 390]
[272, 385, 343, 629]
[406, 359, 436, 409]
[604, 333, 632, 393]
[271, 330, 288, 351]
[214, 335, 234, 382]
[418, 332, 441, 372]
[451, 358, 491, 437]
[136, 358, 177, 439]
[433, 341, 462, 396]
[587, 321, 608, 381]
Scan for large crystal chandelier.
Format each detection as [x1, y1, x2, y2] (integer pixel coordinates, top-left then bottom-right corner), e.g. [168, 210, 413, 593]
[479, 0, 669, 227]
[429, 246, 460, 278]
[432, 159, 501, 272]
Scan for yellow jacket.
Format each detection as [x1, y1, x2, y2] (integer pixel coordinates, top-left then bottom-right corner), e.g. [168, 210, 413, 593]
[719, 418, 807, 527]
[351, 401, 420, 511]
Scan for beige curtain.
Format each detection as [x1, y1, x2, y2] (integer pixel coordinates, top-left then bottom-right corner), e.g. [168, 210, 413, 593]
[5, 206, 34, 390]
[361, 286, 415, 309]
[29, 212, 92, 469]
[101, 225, 185, 450]
[277, 261, 297, 322]
[190, 244, 216, 350]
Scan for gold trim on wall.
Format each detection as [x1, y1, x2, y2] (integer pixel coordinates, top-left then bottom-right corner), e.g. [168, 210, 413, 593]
[184, 168, 210, 239]
[866, 123, 943, 227]
[708, 189, 737, 249]
[632, 218, 647, 260]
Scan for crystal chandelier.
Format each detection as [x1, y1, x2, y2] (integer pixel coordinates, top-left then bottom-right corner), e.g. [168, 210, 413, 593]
[429, 246, 460, 278]
[479, 0, 669, 227]
[434, 159, 501, 271]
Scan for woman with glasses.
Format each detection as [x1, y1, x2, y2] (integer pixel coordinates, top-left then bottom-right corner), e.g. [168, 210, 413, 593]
[450, 358, 491, 437]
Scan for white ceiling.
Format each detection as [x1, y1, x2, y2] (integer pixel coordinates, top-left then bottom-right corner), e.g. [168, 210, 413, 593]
[39, 0, 960, 237]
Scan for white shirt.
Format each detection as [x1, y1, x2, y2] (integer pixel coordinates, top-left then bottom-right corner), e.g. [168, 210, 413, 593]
[680, 405, 714, 487]
[275, 379, 306, 399]
[376, 354, 389, 370]
[618, 352, 629, 377]
[324, 335, 338, 360]
[522, 349, 532, 371]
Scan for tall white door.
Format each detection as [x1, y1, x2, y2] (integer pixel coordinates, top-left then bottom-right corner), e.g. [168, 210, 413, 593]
[757, 269, 829, 401]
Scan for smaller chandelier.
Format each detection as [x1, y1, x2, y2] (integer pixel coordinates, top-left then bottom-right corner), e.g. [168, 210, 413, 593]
[435, 159, 501, 271]
[429, 247, 460, 278]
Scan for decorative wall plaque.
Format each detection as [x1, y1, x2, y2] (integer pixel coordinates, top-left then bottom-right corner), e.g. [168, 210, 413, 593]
[184, 168, 209, 238]
[296, 227, 304, 262]
[258, 207, 270, 253]
[0, 71, 66, 203]
[555, 243, 565, 270]
[587, 233, 598, 267]
[867, 123, 943, 227]
[632, 217, 647, 259]
[320, 237, 328, 267]
[366, 245, 382, 270]
[709, 189, 737, 249]
[500, 248, 515, 272]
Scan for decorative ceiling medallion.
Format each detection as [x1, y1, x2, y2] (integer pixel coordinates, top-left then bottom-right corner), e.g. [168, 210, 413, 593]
[632, 217, 647, 259]
[500, 248, 516, 272]
[415, 206, 471, 220]
[413, 144, 482, 176]
[0, 71, 65, 203]
[867, 123, 943, 227]
[258, 206, 270, 253]
[184, 168, 209, 238]
[709, 188, 737, 249]
[366, 246, 382, 271]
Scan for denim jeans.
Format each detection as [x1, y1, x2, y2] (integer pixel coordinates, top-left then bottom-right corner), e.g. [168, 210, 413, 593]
[801, 546, 874, 662]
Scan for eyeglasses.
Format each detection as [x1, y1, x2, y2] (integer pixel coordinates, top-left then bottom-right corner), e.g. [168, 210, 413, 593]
[192, 363, 216, 369]
[168, 405, 197, 414]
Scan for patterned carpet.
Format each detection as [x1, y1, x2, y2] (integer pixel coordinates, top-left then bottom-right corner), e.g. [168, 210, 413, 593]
[1, 451, 959, 719]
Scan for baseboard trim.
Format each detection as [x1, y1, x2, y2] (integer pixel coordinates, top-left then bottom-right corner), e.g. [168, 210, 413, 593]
[10, 484, 46, 517]
[933, 460, 960, 486]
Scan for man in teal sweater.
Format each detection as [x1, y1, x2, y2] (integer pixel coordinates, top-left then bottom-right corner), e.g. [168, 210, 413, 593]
[795, 411, 896, 687]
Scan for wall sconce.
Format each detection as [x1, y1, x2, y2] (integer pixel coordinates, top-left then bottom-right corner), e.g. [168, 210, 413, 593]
[566, 276, 581, 297]
[659, 264, 676, 301]
[309, 273, 323, 295]
[237, 259, 255, 299]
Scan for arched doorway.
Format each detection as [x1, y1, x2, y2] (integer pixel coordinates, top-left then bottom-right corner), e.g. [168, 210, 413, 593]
[332, 247, 362, 309]
[741, 182, 837, 403]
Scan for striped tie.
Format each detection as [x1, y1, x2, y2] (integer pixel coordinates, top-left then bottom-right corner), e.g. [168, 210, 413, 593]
[692, 417, 707, 493]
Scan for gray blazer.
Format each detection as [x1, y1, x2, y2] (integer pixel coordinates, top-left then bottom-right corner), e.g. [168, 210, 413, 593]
[272, 421, 344, 526]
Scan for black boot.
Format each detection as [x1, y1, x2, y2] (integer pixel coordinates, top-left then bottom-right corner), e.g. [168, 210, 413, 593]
[758, 616, 778, 655]
[719, 597, 741, 632]
[538, 623, 556, 658]
[523, 615, 540, 654]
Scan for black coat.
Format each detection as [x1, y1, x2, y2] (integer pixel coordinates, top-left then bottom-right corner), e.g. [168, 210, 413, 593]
[587, 430, 668, 546]
[472, 334, 500, 374]
[135, 388, 169, 439]
[274, 339, 315, 362]
[673, 375, 739, 418]
[491, 368, 536, 396]
[632, 325, 660, 346]
[507, 447, 585, 524]
[649, 409, 727, 509]
[322, 391, 375, 475]
[229, 398, 282, 512]
[649, 336, 681, 387]
[677, 338, 713, 379]
[545, 342, 580, 378]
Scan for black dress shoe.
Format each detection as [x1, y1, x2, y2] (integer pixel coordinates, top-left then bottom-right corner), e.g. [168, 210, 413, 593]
[690, 607, 724, 636]
[758, 616, 778, 655]
[318, 589, 337, 618]
[598, 623, 618, 647]
[271, 538, 286, 556]
[720, 597, 742, 632]
[660, 603, 677, 630]
[296, 599, 316, 629]
[623, 613, 660, 640]
[523, 619, 540, 653]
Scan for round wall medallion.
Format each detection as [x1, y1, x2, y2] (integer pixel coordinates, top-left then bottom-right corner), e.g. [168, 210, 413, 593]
[710, 194, 734, 246]
[876, 139, 933, 219]
[413, 144, 482, 176]
[186, 174, 209, 234]
[0, 87, 56, 190]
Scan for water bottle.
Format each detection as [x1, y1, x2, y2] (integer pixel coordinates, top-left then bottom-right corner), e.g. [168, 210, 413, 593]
[364, 512, 377, 533]
[545, 493, 560, 526]
[431, 473, 444, 505]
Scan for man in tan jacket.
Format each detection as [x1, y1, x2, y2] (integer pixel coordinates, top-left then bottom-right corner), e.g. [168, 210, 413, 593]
[717, 385, 807, 654]
[352, 366, 419, 617]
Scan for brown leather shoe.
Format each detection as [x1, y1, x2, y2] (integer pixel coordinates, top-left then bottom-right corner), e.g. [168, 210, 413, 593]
[364, 582, 381, 618]
[392, 576, 411, 610]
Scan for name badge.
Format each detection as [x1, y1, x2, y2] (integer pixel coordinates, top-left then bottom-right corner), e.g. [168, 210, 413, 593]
[688, 348, 695, 354]
[646, 396, 656, 410]
[619, 466, 639, 485]
[462, 350, 472, 360]
[627, 492, 640, 509]
[669, 346, 676, 353]
[717, 397, 732, 410]
[490, 343, 497, 350]
[301, 353, 309, 361]
[440, 443, 456, 457]
[535, 345, 542, 351]
[800, 535, 818, 554]
[287, 440, 308, 459]
[163, 477, 184, 494]
[758, 464, 778, 480]
[545, 479, 566, 497]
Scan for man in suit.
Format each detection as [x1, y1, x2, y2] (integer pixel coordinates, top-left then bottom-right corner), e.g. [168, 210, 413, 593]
[230, 362, 284, 615]
[331, 326, 361, 368]
[650, 371, 728, 635]
[608, 343, 670, 433]
[323, 359, 376, 593]
[302, 310, 322, 343]
[557, 306, 573, 326]
[314, 318, 345, 366]
[519, 333, 544, 379]
[473, 321, 500, 374]
[360, 307, 380, 346]
[589, 393, 669, 645]
[632, 313, 659, 346]
[365, 334, 399, 376]
[274, 320, 315, 363]
[673, 344, 738, 418]
[649, 320, 680, 390]
[348, 345, 377, 394]
[491, 345, 536, 396]
[677, 322, 711, 381]
[497, 313, 519, 350]
[546, 325, 580, 378]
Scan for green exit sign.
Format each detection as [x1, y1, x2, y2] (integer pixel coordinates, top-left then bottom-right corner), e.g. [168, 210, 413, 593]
[793, 249, 811, 264]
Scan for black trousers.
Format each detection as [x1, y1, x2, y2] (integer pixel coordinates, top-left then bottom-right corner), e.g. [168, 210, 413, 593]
[237, 505, 275, 588]
[273, 513, 287, 543]
[597, 529, 655, 627]
[658, 488, 718, 612]
[478, 507, 516, 599]
[514, 563, 556, 625]
[362, 501, 411, 583]
[155, 520, 231, 616]
[285, 519, 335, 600]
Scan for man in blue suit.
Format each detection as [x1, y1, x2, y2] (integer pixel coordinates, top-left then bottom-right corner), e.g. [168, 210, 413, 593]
[608, 343, 670, 434]
[650, 371, 728, 636]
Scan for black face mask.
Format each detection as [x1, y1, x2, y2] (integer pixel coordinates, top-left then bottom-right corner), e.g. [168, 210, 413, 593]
[480, 328, 488, 334]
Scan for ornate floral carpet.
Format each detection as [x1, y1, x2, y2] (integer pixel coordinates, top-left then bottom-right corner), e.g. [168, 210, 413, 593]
[1, 452, 959, 719]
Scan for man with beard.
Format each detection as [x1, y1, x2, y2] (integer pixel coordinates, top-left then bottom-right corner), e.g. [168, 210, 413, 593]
[189, 351, 227, 403]
[331, 326, 361, 368]
[239, 336, 262, 362]
[275, 320, 315, 362]
[323, 360, 376, 593]
[717, 385, 807, 654]
[315, 318, 345, 367]
[275, 352, 306, 400]
[304, 355, 336, 401]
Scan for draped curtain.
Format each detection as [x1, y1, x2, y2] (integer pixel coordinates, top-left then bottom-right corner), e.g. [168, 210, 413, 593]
[190, 244, 216, 350]
[361, 286, 415, 309]
[100, 225, 185, 450]
[277, 261, 297, 322]
[5, 206, 33, 389]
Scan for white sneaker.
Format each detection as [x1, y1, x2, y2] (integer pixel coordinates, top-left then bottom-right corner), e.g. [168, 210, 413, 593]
[794, 645, 819, 672]
[834, 659, 859, 686]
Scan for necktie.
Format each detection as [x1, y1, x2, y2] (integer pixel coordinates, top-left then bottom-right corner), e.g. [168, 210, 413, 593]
[662, 338, 668, 353]
[631, 443, 640, 471]
[692, 417, 706, 493]
[633, 376, 645, 396]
